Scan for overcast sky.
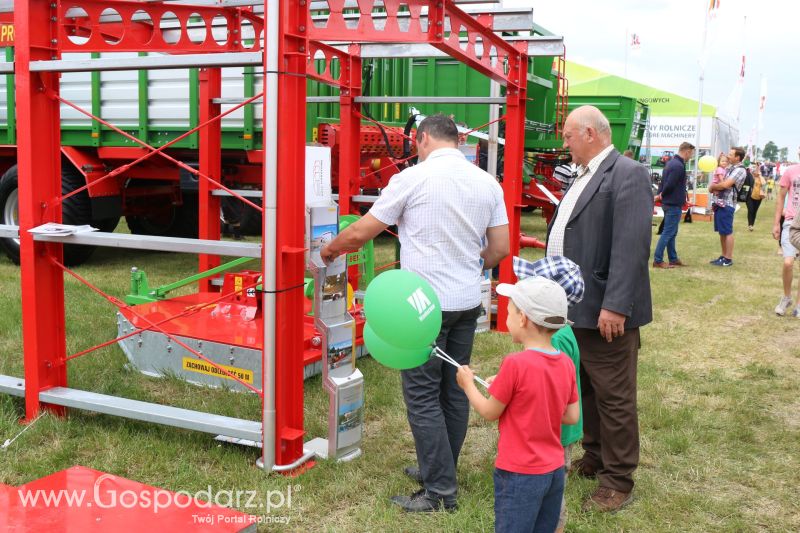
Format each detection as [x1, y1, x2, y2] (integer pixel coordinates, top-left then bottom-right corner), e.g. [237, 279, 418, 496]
[501, 0, 796, 159]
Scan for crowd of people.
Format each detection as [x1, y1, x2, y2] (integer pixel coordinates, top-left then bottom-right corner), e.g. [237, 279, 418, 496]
[653, 144, 800, 318]
[321, 107, 796, 532]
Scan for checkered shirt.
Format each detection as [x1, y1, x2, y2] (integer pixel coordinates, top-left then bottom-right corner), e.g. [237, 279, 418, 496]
[718, 164, 747, 208]
[512, 255, 585, 307]
[547, 145, 614, 257]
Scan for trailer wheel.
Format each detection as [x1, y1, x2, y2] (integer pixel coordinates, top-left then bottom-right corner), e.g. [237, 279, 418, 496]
[168, 192, 199, 238]
[0, 166, 21, 263]
[125, 181, 198, 238]
[239, 198, 262, 235]
[0, 164, 113, 265]
[221, 196, 262, 236]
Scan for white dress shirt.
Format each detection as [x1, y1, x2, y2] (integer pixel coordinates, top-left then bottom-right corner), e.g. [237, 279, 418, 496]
[369, 148, 508, 311]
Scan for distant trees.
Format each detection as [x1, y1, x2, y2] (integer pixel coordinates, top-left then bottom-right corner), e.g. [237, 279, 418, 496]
[762, 141, 778, 161]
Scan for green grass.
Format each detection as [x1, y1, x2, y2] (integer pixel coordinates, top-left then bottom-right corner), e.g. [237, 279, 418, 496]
[1, 200, 799, 532]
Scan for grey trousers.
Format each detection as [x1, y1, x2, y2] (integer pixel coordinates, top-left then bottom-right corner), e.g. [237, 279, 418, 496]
[401, 305, 482, 499]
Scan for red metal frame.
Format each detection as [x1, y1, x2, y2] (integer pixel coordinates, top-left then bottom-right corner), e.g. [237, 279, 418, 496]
[14, 0, 529, 469]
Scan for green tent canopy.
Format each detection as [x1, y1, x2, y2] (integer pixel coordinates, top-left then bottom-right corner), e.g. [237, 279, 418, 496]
[566, 62, 716, 117]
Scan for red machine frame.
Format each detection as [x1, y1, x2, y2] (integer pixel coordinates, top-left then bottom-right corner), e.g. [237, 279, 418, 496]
[14, 0, 526, 470]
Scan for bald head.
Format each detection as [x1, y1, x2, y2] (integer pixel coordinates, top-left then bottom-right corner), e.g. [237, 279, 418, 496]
[562, 105, 612, 166]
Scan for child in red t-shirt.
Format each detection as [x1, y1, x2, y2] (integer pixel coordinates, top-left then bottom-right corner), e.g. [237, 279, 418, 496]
[457, 276, 579, 533]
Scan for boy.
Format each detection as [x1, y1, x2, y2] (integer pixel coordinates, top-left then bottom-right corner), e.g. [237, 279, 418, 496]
[456, 276, 579, 533]
[511, 255, 584, 533]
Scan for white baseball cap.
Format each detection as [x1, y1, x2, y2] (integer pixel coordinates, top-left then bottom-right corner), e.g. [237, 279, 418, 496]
[496, 276, 571, 330]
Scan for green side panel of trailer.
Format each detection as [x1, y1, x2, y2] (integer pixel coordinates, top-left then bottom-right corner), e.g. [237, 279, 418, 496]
[566, 95, 650, 158]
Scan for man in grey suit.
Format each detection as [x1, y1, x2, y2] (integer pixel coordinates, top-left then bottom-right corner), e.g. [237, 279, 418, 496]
[546, 106, 653, 513]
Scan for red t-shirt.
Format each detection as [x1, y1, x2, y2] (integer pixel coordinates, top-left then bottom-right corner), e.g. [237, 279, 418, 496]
[488, 349, 578, 475]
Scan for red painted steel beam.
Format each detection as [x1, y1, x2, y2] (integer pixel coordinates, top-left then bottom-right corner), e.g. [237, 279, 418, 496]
[272, 0, 309, 468]
[309, 0, 429, 42]
[307, 40, 355, 87]
[496, 42, 528, 332]
[58, 0, 262, 53]
[335, 44, 362, 217]
[309, 1, 524, 87]
[198, 68, 223, 293]
[337, 44, 363, 286]
[16, 0, 67, 420]
[430, 0, 526, 87]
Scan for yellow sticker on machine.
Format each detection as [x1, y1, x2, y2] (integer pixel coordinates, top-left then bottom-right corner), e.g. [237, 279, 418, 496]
[182, 357, 254, 384]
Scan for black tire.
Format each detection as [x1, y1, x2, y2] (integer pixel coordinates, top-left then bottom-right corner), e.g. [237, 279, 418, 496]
[239, 199, 262, 235]
[0, 166, 21, 264]
[0, 164, 110, 266]
[125, 180, 198, 238]
[220, 196, 262, 236]
[169, 192, 198, 238]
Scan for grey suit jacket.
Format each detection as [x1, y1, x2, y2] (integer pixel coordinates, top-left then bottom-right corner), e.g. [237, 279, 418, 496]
[547, 149, 653, 329]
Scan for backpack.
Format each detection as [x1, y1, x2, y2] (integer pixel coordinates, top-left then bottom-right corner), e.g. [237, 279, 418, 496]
[737, 169, 753, 202]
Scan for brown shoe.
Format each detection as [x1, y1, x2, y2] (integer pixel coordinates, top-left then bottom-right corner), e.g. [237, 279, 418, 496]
[652, 261, 674, 269]
[568, 457, 598, 478]
[669, 260, 687, 267]
[582, 486, 633, 513]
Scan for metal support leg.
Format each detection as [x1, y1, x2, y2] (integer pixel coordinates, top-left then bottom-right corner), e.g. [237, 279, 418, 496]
[17, 0, 67, 420]
[497, 50, 528, 332]
[199, 67, 223, 293]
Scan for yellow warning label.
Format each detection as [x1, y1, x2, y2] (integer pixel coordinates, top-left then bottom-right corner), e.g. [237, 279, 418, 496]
[182, 357, 254, 384]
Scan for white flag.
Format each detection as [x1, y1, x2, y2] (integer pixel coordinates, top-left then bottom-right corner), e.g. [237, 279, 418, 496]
[630, 33, 641, 52]
[757, 77, 767, 131]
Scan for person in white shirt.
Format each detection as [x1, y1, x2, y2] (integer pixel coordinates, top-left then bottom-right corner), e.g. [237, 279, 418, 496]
[321, 113, 510, 512]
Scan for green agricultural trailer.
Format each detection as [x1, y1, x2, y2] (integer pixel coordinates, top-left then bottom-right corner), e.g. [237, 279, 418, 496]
[522, 94, 650, 157]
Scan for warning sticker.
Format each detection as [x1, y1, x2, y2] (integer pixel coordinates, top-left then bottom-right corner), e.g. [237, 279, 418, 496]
[182, 357, 254, 384]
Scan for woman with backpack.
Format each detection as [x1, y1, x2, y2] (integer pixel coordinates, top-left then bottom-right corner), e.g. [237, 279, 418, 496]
[746, 165, 766, 230]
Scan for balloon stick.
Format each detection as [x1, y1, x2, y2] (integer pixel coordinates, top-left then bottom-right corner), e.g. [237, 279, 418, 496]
[432, 346, 490, 388]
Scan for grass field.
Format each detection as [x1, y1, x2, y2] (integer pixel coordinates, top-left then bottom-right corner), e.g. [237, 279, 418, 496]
[1, 199, 799, 532]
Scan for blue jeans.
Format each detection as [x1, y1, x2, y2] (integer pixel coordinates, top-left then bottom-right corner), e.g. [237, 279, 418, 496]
[494, 467, 565, 533]
[654, 205, 682, 263]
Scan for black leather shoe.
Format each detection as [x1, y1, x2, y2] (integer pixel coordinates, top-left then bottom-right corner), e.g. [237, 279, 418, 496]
[403, 465, 423, 485]
[390, 489, 457, 513]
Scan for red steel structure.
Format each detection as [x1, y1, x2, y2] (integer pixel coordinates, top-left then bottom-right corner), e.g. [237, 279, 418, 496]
[13, 0, 527, 471]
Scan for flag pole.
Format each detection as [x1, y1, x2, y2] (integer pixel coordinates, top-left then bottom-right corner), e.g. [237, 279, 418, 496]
[692, 4, 710, 210]
[624, 27, 628, 78]
[754, 74, 765, 162]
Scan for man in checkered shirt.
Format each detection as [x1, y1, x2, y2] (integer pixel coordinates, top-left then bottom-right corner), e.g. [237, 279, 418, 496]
[321, 113, 510, 512]
[708, 146, 748, 266]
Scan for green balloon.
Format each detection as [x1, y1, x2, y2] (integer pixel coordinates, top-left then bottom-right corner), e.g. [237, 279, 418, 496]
[363, 269, 442, 349]
[363, 324, 433, 370]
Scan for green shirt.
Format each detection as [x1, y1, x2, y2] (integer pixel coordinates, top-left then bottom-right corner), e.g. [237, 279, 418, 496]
[553, 326, 583, 446]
